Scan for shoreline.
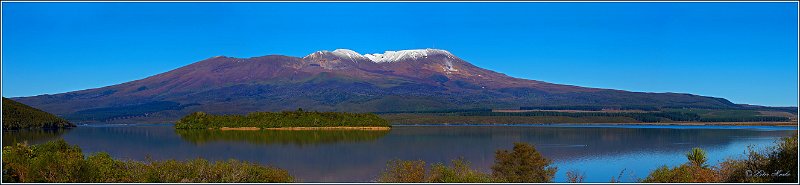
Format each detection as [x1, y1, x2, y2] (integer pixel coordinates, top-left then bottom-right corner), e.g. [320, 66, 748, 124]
[265, 127, 391, 130]
[392, 122, 798, 127]
[215, 126, 392, 131]
[217, 127, 261, 131]
[391, 122, 798, 127]
[380, 113, 797, 126]
[611, 122, 797, 126]
[75, 122, 797, 128]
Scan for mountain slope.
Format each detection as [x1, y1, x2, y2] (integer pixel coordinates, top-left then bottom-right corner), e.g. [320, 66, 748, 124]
[13, 49, 742, 123]
[2, 97, 75, 129]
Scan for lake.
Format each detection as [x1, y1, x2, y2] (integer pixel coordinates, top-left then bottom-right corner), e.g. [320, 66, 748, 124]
[2, 124, 796, 182]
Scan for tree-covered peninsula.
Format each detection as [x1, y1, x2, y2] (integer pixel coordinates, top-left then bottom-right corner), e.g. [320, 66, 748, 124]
[2, 97, 75, 130]
[174, 109, 390, 129]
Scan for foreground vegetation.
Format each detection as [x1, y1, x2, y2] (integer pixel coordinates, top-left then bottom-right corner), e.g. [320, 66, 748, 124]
[2, 134, 794, 183]
[642, 134, 798, 183]
[2, 97, 75, 130]
[175, 109, 390, 129]
[377, 135, 798, 183]
[1, 139, 293, 183]
[378, 142, 556, 183]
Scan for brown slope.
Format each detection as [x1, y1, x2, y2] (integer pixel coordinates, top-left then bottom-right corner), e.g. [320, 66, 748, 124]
[12, 49, 740, 123]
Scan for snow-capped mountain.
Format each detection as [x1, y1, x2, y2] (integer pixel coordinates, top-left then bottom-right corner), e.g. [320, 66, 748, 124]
[363, 49, 456, 63]
[13, 48, 740, 123]
[306, 48, 456, 63]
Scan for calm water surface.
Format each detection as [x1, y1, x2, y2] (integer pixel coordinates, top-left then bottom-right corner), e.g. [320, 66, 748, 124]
[3, 124, 797, 182]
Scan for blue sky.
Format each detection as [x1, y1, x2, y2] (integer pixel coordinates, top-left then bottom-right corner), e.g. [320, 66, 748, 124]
[2, 2, 798, 106]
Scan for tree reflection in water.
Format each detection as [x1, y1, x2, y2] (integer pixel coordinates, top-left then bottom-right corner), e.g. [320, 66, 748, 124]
[2, 128, 71, 147]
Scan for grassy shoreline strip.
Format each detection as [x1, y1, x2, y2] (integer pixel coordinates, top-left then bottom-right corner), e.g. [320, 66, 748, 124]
[215, 126, 392, 131]
[264, 126, 391, 130]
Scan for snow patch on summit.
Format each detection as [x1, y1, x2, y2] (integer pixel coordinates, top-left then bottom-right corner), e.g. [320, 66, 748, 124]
[305, 48, 455, 63]
[364, 49, 454, 63]
[331, 49, 369, 62]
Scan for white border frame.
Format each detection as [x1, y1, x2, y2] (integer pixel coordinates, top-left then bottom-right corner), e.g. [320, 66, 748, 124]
[0, 1, 797, 184]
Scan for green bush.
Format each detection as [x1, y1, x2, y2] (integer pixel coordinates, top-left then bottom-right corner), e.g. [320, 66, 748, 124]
[378, 159, 427, 182]
[379, 143, 557, 183]
[175, 109, 390, 129]
[565, 169, 585, 183]
[1, 139, 293, 183]
[2, 139, 86, 182]
[139, 158, 292, 183]
[717, 147, 771, 183]
[642, 165, 690, 183]
[641, 148, 718, 183]
[767, 134, 798, 182]
[491, 142, 557, 182]
[377, 158, 497, 183]
[687, 147, 708, 168]
[718, 134, 798, 183]
[646, 135, 798, 183]
[641, 164, 717, 183]
[428, 158, 497, 183]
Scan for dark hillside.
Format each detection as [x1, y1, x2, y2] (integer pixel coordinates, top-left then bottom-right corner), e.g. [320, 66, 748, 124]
[2, 97, 75, 130]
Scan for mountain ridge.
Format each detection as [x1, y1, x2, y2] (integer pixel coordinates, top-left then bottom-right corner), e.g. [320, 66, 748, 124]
[12, 48, 761, 123]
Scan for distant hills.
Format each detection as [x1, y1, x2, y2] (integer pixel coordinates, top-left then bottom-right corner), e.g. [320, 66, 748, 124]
[2, 97, 75, 129]
[10, 49, 795, 124]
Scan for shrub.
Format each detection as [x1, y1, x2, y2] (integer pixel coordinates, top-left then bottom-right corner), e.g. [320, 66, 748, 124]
[491, 142, 557, 182]
[378, 158, 497, 183]
[377, 159, 427, 182]
[766, 134, 798, 182]
[641, 148, 718, 183]
[718, 134, 798, 183]
[646, 134, 798, 183]
[565, 169, 585, 183]
[609, 169, 627, 183]
[84, 152, 137, 182]
[5, 139, 87, 182]
[687, 147, 708, 168]
[641, 164, 718, 183]
[717, 146, 772, 183]
[428, 158, 497, 183]
[1, 139, 293, 183]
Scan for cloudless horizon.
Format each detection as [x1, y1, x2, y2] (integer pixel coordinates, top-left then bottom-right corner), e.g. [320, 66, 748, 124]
[2, 2, 798, 106]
